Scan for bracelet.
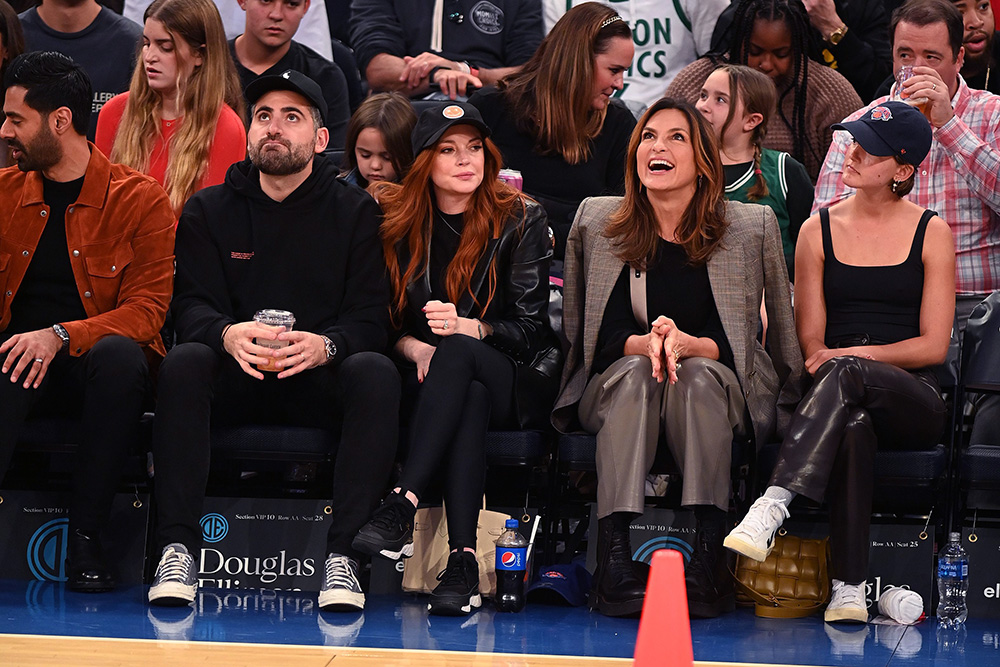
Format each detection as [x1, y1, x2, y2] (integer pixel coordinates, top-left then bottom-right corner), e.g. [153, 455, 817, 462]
[477, 320, 484, 340]
[221, 323, 234, 345]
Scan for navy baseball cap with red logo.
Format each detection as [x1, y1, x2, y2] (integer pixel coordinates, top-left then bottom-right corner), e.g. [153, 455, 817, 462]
[526, 562, 593, 606]
[832, 100, 932, 166]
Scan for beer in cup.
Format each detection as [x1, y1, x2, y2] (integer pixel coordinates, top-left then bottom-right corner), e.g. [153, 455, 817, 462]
[895, 66, 930, 116]
[253, 309, 296, 372]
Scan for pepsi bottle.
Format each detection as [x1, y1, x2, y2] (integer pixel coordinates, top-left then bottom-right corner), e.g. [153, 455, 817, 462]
[495, 519, 527, 612]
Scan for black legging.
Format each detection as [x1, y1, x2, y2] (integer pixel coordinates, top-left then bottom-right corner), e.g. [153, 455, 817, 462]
[0, 335, 149, 533]
[398, 335, 516, 551]
[151, 342, 400, 558]
[770, 356, 946, 582]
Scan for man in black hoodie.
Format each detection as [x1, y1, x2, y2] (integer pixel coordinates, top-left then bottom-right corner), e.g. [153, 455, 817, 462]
[146, 71, 399, 613]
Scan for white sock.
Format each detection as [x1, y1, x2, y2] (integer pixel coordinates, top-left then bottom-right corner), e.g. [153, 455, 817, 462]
[763, 485, 795, 507]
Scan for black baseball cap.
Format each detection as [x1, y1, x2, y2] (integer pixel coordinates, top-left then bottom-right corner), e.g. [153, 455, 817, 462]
[832, 101, 932, 166]
[411, 102, 491, 154]
[245, 70, 327, 124]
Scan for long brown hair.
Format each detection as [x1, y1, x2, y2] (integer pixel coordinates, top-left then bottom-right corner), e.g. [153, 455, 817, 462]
[605, 98, 727, 269]
[498, 2, 631, 164]
[717, 64, 776, 201]
[376, 128, 524, 321]
[342, 92, 417, 186]
[111, 0, 244, 212]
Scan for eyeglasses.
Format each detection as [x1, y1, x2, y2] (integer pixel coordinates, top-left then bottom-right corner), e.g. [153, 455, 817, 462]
[447, 0, 464, 23]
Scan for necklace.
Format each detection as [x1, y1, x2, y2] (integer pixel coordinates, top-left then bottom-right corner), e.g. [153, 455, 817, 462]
[436, 210, 463, 236]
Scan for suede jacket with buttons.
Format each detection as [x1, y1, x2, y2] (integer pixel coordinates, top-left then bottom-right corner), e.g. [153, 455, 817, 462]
[0, 145, 176, 357]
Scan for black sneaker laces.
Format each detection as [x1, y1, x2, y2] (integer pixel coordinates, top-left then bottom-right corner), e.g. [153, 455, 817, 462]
[369, 496, 412, 533]
[436, 553, 476, 587]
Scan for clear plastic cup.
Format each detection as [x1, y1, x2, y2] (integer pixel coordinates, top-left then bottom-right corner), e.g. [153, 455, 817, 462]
[896, 66, 930, 115]
[253, 309, 295, 372]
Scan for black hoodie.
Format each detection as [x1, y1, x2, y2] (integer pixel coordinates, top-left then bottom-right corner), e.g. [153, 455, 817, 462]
[171, 155, 390, 366]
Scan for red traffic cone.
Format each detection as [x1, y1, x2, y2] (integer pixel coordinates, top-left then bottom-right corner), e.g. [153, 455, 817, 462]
[633, 549, 693, 666]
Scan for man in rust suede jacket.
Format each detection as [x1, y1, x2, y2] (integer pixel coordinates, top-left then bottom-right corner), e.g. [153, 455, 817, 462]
[0, 52, 175, 593]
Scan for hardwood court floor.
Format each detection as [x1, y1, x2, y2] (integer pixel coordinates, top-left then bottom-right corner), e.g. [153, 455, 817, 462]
[1, 580, 998, 666]
[0, 634, 800, 667]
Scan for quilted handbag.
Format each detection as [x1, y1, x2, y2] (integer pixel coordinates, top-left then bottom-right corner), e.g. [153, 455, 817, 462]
[732, 532, 831, 618]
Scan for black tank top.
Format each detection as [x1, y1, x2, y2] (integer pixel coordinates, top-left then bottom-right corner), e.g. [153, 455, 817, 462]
[822, 207, 932, 347]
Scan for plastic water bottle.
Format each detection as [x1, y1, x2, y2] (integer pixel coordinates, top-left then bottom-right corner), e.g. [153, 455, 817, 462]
[494, 519, 527, 612]
[936, 532, 969, 626]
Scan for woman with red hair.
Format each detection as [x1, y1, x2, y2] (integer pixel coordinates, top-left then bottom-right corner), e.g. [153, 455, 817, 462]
[352, 102, 558, 616]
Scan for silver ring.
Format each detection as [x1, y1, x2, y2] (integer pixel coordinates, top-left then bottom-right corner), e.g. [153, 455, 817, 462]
[443, 321, 449, 330]
[33, 358, 43, 364]
[932, 83, 937, 91]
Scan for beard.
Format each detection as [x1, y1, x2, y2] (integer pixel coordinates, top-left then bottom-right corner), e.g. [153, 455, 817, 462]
[249, 134, 315, 176]
[9, 123, 62, 173]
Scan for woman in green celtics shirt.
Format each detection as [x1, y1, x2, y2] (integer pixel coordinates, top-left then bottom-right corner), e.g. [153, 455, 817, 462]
[697, 64, 813, 278]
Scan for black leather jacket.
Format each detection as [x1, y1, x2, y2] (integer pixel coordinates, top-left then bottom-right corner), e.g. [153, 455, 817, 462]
[397, 200, 561, 428]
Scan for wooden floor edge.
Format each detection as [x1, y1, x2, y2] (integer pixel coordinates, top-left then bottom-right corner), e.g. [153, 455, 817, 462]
[0, 634, 631, 662]
[0, 634, 828, 667]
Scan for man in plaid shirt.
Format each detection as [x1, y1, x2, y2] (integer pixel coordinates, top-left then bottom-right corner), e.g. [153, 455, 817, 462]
[814, 0, 999, 443]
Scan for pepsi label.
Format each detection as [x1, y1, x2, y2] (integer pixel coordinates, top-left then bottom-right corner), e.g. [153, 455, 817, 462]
[496, 547, 527, 571]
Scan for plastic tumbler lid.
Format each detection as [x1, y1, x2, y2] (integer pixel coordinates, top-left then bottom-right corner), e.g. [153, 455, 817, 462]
[505, 519, 519, 529]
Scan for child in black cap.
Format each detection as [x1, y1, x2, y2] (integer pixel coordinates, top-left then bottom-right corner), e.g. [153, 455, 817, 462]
[726, 100, 956, 625]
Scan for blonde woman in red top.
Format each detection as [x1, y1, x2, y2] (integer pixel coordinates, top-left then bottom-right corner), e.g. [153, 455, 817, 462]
[96, 0, 245, 214]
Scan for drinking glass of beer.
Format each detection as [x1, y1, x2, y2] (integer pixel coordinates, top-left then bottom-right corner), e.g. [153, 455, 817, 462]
[895, 66, 930, 115]
[253, 309, 295, 372]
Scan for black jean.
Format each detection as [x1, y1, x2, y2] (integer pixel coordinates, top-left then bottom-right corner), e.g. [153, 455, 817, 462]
[770, 356, 946, 583]
[0, 335, 149, 532]
[397, 335, 516, 551]
[151, 342, 400, 559]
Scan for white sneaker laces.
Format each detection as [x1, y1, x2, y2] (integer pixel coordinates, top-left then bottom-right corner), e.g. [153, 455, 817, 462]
[737, 497, 790, 539]
[156, 548, 193, 583]
[830, 582, 866, 610]
[324, 556, 360, 591]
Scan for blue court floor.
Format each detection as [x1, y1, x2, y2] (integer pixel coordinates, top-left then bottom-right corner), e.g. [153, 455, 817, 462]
[0, 578, 998, 665]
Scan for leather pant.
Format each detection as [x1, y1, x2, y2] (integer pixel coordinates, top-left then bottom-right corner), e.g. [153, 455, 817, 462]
[770, 356, 946, 583]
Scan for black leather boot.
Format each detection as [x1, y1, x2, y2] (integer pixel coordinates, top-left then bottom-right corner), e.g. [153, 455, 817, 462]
[66, 529, 115, 592]
[685, 511, 735, 618]
[590, 515, 646, 617]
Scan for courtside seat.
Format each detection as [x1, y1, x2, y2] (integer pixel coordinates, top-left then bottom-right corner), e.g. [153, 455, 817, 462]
[755, 441, 948, 511]
[3, 414, 153, 490]
[557, 432, 755, 481]
[961, 445, 1000, 486]
[207, 427, 549, 466]
[210, 425, 334, 462]
[484, 430, 549, 467]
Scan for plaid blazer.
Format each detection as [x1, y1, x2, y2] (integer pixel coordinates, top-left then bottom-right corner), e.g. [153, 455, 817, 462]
[552, 196, 805, 446]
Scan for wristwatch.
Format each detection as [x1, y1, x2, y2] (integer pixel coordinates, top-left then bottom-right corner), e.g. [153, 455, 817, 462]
[52, 324, 70, 351]
[827, 24, 848, 46]
[320, 335, 337, 364]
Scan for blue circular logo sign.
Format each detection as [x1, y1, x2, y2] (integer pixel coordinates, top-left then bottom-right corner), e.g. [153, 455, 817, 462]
[27, 518, 69, 582]
[633, 536, 695, 565]
[200, 513, 229, 543]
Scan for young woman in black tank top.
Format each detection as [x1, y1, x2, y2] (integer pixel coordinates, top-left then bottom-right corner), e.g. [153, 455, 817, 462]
[725, 101, 956, 624]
